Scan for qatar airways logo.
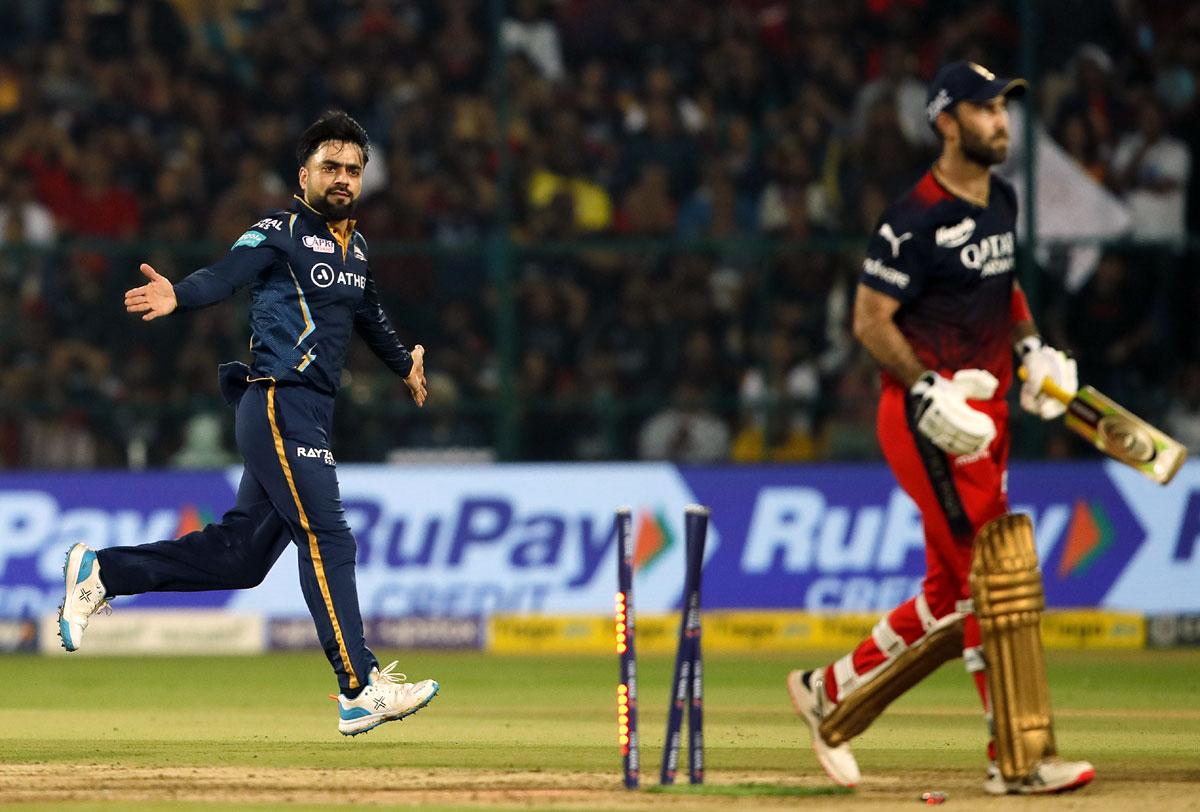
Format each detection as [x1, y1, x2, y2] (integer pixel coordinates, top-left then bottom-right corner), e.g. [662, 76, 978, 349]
[960, 231, 1015, 277]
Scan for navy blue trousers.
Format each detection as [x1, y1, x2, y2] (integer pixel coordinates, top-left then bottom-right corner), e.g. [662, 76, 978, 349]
[97, 378, 376, 695]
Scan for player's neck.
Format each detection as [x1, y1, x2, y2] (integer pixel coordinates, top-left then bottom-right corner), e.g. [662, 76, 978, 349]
[932, 153, 990, 208]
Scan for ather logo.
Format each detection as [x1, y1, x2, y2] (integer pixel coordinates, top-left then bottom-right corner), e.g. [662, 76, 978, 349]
[310, 263, 335, 288]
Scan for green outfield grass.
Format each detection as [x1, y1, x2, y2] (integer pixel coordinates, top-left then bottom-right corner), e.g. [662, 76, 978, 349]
[1, 649, 1197, 809]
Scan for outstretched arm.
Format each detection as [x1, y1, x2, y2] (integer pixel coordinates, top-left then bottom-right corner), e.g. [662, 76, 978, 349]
[125, 240, 279, 320]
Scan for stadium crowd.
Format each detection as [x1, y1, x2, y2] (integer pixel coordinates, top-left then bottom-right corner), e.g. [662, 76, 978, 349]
[0, 0, 1198, 467]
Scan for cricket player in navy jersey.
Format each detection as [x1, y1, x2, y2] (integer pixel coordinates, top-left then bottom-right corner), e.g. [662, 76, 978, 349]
[57, 111, 439, 736]
[786, 64, 1095, 794]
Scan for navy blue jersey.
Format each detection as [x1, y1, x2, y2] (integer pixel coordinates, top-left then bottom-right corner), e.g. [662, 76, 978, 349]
[173, 196, 413, 395]
[859, 170, 1019, 396]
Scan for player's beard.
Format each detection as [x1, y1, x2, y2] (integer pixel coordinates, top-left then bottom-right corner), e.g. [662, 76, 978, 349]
[309, 186, 358, 221]
[959, 124, 1009, 168]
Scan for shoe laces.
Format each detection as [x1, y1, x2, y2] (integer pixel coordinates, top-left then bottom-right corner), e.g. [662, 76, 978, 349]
[85, 589, 112, 617]
[79, 588, 111, 618]
[373, 660, 408, 686]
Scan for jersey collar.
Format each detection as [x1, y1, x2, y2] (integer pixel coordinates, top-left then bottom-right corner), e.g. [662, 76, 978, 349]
[930, 165, 990, 209]
[292, 195, 357, 258]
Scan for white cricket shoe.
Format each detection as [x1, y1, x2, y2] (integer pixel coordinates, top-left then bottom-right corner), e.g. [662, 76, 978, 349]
[335, 661, 439, 736]
[58, 543, 110, 652]
[983, 758, 1096, 795]
[787, 669, 861, 787]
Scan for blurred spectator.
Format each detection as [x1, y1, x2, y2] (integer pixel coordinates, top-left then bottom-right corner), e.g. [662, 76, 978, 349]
[170, 413, 237, 469]
[677, 160, 757, 239]
[1054, 112, 1108, 184]
[1110, 97, 1192, 242]
[638, 381, 730, 463]
[852, 41, 936, 150]
[527, 111, 613, 233]
[758, 137, 820, 236]
[619, 95, 699, 200]
[1065, 253, 1156, 396]
[1053, 45, 1121, 162]
[0, 0, 1194, 465]
[0, 173, 56, 246]
[618, 163, 676, 235]
[71, 157, 142, 239]
[732, 332, 823, 463]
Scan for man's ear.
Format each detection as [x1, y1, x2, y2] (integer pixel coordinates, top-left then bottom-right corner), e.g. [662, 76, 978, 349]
[298, 166, 308, 190]
[936, 110, 957, 143]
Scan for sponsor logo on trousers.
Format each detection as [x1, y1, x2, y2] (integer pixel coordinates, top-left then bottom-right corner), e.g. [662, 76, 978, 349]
[296, 446, 335, 465]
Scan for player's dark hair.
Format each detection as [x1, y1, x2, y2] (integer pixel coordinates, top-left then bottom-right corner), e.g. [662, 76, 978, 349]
[296, 110, 370, 167]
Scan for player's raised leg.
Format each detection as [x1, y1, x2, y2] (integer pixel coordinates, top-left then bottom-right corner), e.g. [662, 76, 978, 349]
[786, 668, 860, 787]
[59, 471, 290, 652]
[95, 473, 290, 595]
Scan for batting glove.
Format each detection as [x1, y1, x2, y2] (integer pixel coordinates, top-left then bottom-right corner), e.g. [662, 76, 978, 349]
[1017, 336, 1077, 420]
[910, 370, 998, 457]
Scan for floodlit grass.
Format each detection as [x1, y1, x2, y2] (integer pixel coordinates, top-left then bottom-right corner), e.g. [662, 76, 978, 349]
[1, 649, 1197, 809]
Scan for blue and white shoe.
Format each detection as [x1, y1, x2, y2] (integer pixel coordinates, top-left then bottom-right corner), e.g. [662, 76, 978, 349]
[334, 661, 439, 736]
[58, 543, 110, 652]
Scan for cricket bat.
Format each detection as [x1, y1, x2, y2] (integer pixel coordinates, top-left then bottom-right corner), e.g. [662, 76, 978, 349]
[1020, 368, 1187, 485]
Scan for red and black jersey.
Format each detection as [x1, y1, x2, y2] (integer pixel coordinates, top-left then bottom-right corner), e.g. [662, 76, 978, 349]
[859, 169, 1022, 397]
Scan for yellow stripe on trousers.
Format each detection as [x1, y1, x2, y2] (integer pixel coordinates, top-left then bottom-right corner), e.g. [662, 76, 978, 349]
[265, 382, 359, 689]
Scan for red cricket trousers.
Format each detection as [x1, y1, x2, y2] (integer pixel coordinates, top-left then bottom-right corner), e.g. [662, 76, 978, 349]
[821, 381, 1010, 708]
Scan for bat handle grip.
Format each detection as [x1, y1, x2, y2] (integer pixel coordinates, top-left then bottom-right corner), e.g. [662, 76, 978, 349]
[1016, 366, 1073, 406]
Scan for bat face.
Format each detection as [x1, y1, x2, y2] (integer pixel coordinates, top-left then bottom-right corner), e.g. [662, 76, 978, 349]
[1065, 386, 1187, 485]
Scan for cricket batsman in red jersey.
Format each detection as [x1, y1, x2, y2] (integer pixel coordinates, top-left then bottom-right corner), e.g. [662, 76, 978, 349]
[787, 62, 1095, 795]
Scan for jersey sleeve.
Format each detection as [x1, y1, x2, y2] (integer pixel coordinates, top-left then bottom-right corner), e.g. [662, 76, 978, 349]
[173, 217, 287, 310]
[858, 207, 930, 303]
[353, 264, 414, 379]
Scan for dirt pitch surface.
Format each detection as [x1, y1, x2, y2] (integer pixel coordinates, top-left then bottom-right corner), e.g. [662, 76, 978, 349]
[3, 764, 1199, 810]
